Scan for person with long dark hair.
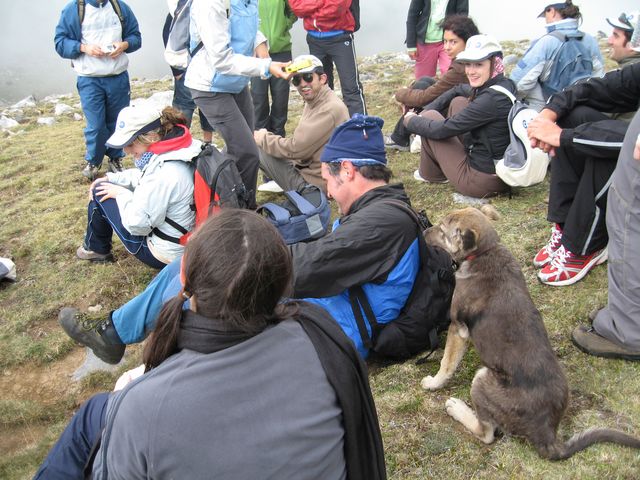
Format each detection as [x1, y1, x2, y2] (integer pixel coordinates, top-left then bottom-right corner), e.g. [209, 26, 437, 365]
[37, 210, 386, 480]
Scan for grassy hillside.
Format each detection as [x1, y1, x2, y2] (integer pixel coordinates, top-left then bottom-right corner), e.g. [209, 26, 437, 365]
[1, 47, 639, 478]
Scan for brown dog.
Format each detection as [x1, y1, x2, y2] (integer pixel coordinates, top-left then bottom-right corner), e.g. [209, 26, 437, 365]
[422, 205, 640, 459]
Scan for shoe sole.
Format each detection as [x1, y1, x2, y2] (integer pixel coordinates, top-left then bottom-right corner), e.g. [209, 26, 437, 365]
[385, 145, 410, 152]
[77, 253, 114, 263]
[571, 329, 640, 361]
[538, 248, 608, 287]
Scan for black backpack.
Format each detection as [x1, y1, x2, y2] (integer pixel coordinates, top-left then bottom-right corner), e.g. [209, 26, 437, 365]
[348, 200, 455, 360]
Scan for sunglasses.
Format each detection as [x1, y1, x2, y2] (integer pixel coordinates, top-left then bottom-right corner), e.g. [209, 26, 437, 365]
[619, 12, 634, 29]
[291, 72, 316, 86]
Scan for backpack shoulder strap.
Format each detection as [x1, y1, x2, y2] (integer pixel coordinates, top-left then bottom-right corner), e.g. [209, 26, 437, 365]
[108, 0, 125, 28]
[258, 203, 291, 224]
[489, 85, 516, 104]
[548, 30, 568, 42]
[77, 0, 85, 24]
[284, 191, 318, 216]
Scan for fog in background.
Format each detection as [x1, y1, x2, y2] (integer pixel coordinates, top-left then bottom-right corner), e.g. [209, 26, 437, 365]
[0, 0, 636, 104]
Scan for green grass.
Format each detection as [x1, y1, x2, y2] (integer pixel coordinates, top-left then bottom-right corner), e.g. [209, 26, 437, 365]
[1, 46, 639, 478]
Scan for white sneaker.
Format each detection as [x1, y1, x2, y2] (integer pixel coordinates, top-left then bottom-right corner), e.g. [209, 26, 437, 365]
[410, 135, 422, 154]
[257, 180, 284, 193]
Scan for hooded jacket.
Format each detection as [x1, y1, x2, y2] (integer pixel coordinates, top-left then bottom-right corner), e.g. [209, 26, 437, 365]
[54, 0, 141, 77]
[291, 183, 420, 358]
[288, 0, 355, 33]
[106, 126, 201, 263]
[254, 84, 349, 189]
[185, 0, 271, 93]
[406, 74, 516, 174]
[258, 0, 297, 54]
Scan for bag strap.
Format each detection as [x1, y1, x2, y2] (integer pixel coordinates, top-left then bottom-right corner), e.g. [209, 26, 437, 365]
[258, 202, 292, 224]
[151, 215, 189, 245]
[284, 190, 318, 216]
[489, 85, 516, 104]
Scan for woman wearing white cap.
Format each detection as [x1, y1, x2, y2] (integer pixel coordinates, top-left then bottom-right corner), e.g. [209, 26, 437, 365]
[76, 104, 202, 268]
[403, 34, 514, 198]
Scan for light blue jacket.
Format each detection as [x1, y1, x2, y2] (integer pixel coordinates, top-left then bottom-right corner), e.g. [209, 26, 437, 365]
[509, 18, 603, 109]
[185, 0, 270, 93]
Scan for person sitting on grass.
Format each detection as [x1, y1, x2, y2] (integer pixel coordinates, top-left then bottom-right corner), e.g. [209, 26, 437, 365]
[384, 14, 479, 153]
[76, 103, 201, 269]
[36, 209, 386, 480]
[403, 34, 514, 199]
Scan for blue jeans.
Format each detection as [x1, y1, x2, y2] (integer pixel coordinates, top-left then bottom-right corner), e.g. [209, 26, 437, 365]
[34, 393, 109, 480]
[77, 72, 130, 167]
[112, 256, 184, 343]
[84, 185, 166, 269]
[172, 73, 213, 132]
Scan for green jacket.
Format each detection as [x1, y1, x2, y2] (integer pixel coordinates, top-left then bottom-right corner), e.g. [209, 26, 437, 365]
[259, 0, 296, 54]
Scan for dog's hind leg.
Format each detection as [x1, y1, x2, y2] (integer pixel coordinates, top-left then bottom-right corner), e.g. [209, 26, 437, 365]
[445, 397, 496, 444]
[421, 322, 469, 390]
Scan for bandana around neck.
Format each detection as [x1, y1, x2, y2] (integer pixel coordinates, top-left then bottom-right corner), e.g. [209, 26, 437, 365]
[135, 151, 154, 170]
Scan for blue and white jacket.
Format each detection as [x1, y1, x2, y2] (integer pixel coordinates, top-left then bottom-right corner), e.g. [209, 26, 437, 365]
[54, 0, 141, 77]
[291, 184, 420, 358]
[185, 0, 271, 93]
[509, 18, 604, 110]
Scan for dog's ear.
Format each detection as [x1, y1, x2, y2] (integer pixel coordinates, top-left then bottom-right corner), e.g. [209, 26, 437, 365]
[478, 204, 500, 221]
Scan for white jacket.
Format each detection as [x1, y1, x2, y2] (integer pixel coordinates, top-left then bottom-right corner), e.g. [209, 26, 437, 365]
[106, 139, 202, 263]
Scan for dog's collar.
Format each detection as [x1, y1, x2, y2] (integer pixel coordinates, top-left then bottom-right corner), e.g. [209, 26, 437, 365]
[464, 246, 494, 263]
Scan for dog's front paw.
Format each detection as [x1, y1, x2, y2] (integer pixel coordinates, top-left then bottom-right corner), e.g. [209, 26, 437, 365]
[421, 374, 447, 390]
[445, 397, 471, 421]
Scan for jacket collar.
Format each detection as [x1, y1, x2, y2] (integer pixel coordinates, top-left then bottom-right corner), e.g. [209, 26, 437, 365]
[345, 183, 410, 216]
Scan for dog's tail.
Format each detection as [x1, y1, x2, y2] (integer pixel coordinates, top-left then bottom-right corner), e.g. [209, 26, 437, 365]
[541, 428, 640, 460]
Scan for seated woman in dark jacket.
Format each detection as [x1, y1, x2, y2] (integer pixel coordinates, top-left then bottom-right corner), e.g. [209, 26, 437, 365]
[404, 34, 515, 198]
[34, 210, 385, 480]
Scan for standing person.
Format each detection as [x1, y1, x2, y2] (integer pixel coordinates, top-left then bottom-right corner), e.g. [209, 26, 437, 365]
[403, 34, 513, 198]
[37, 210, 386, 480]
[509, 1, 604, 111]
[255, 55, 349, 192]
[55, 0, 141, 180]
[251, 0, 297, 137]
[163, 0, 213, 144]
[185, 0, 289, 209]
[76, 104, 202, 270]
[385, 14, 478, 151]
[288, 0, 367, 116]
[405, 0, 469, 79]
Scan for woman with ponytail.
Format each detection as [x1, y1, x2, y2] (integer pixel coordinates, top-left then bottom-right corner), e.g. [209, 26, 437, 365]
[404, 34, 515, 199]
[76, 103, 202, 268]
[36, 210, 386, 480]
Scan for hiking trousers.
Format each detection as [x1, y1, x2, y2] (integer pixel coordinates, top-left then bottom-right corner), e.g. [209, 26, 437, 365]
[251, 50, 292, 137]
[548, 106, 622, 255]
[172, 73, 213, 132]
[414, 41, 451, 78]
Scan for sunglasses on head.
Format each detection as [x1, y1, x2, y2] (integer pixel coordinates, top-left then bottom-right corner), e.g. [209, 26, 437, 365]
[619, 12, 634, 29]
[291, 72, 316, 86]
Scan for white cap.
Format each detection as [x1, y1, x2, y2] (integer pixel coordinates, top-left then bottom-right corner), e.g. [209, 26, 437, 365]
[106, 103, 163, 148]
[456, 34, 502, 63]
[291, 54, 323, 73]
[606, 11, 638, 32]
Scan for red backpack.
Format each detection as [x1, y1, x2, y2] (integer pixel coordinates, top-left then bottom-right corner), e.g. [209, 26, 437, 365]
[153, 144, 250, 245]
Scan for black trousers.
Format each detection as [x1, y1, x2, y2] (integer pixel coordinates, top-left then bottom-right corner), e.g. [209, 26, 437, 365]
[250, 50, 292, 137]
[549, 106, 622, 255]
[306, 32, 366, 116]
[390, 76, 436, 146]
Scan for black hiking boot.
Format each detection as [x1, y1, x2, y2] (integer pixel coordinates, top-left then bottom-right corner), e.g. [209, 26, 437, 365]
[107, 157, 124, 173]
[59, 307, 125, 364]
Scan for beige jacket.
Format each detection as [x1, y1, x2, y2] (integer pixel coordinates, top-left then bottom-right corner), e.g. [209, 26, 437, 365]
[255, 85, 349, 188]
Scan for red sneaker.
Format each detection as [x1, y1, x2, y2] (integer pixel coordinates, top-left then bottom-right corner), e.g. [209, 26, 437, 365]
[538, 245, 608, 286]
[533, 223, 563, 268]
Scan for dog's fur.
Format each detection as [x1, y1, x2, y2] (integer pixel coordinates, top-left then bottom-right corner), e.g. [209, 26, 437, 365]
[422, 205, 640, 460]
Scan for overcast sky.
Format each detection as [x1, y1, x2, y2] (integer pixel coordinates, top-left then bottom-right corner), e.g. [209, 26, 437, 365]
[0, 0, 637, 103]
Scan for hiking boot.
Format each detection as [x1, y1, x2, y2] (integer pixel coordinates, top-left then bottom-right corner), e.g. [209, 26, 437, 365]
[257, 180, 284, 193]
[82, 163, 100, 181]
[107, 157, 124, 173]
[58, 307, 125, 364]
[533, 223, 563, 268]
[537, 245, 607, 286]
[413, 169, 449, 184]
[384, 135, 409, 152]
[571, 325, 640, 361]
[76, 246, 114, 263]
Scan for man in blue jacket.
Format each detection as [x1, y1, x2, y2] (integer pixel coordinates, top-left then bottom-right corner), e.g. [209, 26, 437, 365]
[59, 115, 428, 362]
[55, 0, 141, 180]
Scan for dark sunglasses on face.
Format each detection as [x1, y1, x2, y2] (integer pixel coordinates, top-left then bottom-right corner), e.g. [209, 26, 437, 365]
[291, 72, 315, 86]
